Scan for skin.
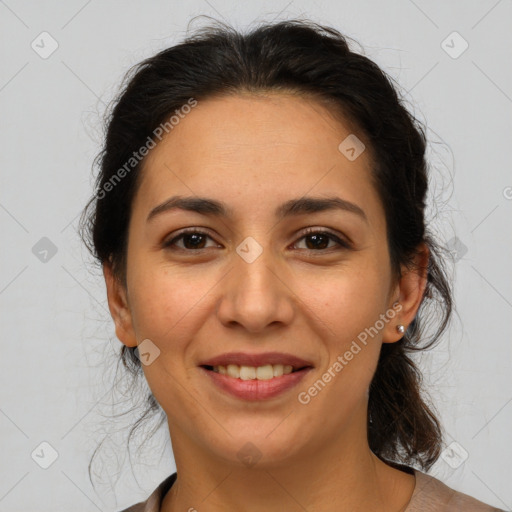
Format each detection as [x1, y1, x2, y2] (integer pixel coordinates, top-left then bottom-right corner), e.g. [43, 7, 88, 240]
[104, 92, 429, 511]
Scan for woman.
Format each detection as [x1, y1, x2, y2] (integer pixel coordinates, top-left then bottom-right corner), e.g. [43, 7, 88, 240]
[80, 19, 505, 512]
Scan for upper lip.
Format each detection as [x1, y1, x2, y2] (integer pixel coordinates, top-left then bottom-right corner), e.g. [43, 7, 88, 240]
[199, 352, 314, 369]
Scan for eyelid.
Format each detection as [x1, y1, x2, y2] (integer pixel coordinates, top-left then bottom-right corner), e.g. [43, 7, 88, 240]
[298, 226, 352, 249]
[162, 226, 352, 251]
[163, 227, 219, 249]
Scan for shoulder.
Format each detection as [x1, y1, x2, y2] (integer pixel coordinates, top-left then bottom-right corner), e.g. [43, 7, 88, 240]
[116, 470, 506, 512]
[406, 469, 506, 512]
[117, 473, 177, 512]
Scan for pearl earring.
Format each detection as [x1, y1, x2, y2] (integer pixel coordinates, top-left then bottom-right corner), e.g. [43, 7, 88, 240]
[397, 324, 405, 334]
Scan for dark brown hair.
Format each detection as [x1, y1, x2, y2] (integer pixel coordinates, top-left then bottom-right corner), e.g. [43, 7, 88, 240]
[80, 18, 452, 482]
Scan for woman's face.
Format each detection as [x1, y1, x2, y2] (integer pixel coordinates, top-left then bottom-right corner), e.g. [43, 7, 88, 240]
[106, 92, 414, 469]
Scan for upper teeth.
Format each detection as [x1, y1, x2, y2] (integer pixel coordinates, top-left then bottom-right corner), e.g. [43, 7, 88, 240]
[213, 364, 295, 380]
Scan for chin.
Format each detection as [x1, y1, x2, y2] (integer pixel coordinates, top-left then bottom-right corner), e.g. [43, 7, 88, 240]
[205, 427, 309, 470]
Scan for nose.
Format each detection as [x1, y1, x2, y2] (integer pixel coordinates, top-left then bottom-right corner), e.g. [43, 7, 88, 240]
[215, 244, 295, 334]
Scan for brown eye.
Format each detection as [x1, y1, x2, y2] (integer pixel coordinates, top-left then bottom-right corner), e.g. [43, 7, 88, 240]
[162, 227, 351, 254]
[294, 228, 351, 252]
[163, 230, 218, 251]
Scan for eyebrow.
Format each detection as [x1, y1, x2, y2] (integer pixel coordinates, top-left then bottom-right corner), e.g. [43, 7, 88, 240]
[147, 195, 368, 224]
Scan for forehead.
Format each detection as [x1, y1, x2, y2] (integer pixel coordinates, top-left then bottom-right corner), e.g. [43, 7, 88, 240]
[134, 93, 383, 225]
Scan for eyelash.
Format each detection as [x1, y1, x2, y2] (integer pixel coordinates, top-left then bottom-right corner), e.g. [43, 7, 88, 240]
[163, 227, 352, 253]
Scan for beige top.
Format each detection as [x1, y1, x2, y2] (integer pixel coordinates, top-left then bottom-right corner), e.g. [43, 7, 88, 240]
[118, 469, 506, 512]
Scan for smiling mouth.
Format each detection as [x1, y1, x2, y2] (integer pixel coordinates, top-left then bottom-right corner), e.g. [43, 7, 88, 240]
[201, 364, 311, 380]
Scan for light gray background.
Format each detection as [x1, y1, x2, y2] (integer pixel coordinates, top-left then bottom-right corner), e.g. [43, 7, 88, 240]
[1, 1, 511, 511]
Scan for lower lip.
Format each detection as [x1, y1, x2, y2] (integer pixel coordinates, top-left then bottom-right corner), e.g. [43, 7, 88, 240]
[199, 367, 313, 401]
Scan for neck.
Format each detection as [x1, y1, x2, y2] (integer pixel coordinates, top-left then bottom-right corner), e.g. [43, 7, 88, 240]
[161, 418, 415, 512]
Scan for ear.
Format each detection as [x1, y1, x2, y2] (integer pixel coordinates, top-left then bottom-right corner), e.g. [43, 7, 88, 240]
[103, 261, 137, 348]
[382, 243, 429, 344]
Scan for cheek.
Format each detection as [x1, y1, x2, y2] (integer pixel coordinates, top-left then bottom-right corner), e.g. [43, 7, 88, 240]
[292, 264, 387, 387]
[126, 262, 216, 352]
[294, 262, 389, 338]
[127, 267, 206, 409]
